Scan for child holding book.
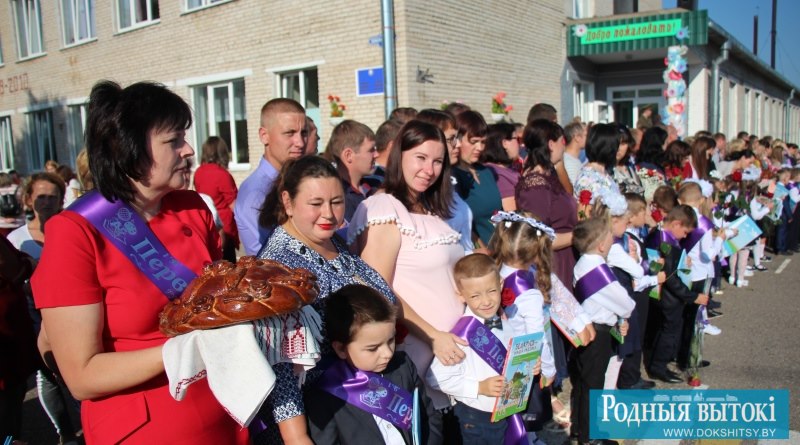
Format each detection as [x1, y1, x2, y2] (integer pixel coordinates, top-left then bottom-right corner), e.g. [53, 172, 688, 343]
[645, 205, 709, 384]
[487, 211, 593, 431]
[617, 193, 664, 390]
[305, 284, 443, 445]
[571, 217, 634, 445]
[427, 254, 537, 444]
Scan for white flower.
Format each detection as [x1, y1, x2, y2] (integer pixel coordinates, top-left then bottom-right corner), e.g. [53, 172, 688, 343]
[591, 189, 628, 216]
[574, 24, 588, 37]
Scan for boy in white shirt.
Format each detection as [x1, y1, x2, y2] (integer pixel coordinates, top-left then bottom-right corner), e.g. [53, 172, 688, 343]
[427, 253, 540, 444]
[571, 217, 634, 445]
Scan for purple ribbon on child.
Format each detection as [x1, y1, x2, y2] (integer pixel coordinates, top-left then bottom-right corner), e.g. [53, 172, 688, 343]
[316, 360, 413, 430]
[69, 190, 198, 300]
[502, 270, 536, 306]
[646, 228, 680, 252]
[681, 215, 714, 253]
[573, 263, 618, 304]
[450, 317, 528, 445]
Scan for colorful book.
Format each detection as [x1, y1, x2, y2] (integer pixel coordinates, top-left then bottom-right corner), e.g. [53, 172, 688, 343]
[722, 215, 763, 256]
[491, 332, 544, 422]
[549, 307, 582, 348]
[412, 388, 420, 445]
[677, 249, 692, 288]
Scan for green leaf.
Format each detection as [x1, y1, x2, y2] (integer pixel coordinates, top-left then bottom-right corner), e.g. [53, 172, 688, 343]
[660, 242, 672, 255]
[649, 261, 664, 274]
[648, 287, 660, 300]
[679, 269, 691, 274]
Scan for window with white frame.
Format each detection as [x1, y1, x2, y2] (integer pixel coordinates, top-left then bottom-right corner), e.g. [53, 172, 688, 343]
[726, 82, 737, 137]
[0, 36, 4, 64]
[192, 78, 248, 165]
[62, 0, 95, 46]
[11, 0, 44, 59]
[186, 0, 229, 12]
[278, 67, 320, 138]
[571, 0, 593, 19]
[66, 103, 87, 166]
[0, 117, 14, 171]
[572, 82, 595, 123]
[117, 0, 159, 31]
[26, 109, 56, 170]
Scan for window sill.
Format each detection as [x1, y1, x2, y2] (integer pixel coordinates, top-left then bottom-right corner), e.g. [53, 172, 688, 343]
[181, 0, 235, 15]
[62, 37, 98, 50]
[16, 52, 47, 63]
[116, 19, 161, 36]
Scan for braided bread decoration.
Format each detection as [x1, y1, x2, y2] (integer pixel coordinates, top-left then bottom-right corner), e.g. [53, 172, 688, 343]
[159, 256, 319, 337]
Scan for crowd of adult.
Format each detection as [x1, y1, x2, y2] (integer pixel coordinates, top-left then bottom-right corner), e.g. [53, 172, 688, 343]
[2, 78, 799, 445]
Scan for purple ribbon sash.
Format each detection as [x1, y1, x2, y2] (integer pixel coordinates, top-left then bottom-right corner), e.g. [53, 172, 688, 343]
[69, 191, 197, 300]
[574, 263, 618, 304]
[681, 215, 714, 253]
[450, 316, 528, 445]
[502, 269, 536, 305]
[316, 360, 412, 430]
[645, 228, 680, 252]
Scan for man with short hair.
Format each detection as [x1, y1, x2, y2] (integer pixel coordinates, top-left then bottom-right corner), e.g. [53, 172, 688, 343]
[562, 121, 587, 186]
[234, 98, 306, 255]
[322, 120, 377, 221]
[526, 102, 557, 124]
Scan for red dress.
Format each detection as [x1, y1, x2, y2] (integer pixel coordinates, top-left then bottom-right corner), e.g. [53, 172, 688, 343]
[193, 163, 239, 246]
[31, 191, 248, 445]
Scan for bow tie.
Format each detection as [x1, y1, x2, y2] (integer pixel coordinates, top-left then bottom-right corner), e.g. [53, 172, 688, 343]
[484, 316, 502, 330]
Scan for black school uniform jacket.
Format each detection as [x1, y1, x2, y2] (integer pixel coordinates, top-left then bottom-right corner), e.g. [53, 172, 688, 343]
[305, 351, 443, 445]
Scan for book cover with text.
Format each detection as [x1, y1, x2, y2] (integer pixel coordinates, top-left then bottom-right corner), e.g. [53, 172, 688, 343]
[491, 332, 544, 422]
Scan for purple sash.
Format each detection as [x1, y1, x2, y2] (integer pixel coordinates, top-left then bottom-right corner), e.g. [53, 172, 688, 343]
[450, 316, 528, 445]
[681, 215, 714, 252]
[316, 360, 413, 430]
[68, 191, 197, 300]
[574, 263, 618, 304]
[502, 269, 536, 305]
[645, 228, 680, 252]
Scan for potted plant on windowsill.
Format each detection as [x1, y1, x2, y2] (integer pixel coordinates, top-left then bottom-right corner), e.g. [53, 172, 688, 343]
[328, 94, 346, 126]
[491, 91, 512, 122]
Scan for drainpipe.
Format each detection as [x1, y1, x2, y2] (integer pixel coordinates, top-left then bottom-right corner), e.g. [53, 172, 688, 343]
[786, 88, 795, 141]
[381, 0, 397, 119]
[711, 40, 730, 134]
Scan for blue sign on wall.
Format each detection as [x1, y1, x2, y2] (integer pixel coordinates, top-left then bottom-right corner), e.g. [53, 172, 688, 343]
[356, 67, 384, 96]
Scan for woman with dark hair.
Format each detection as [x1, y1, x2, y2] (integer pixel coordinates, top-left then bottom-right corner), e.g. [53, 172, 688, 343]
[635, 126, 670, 201]
[255, 155, 401, 444]
[482, 122, 522, 211]
[516, 119, 578, 292]
[663, 139, 692, 181]
[452, 110, 502, 248]
[194, 136, 239, 262]
[612, 124, 645, 195]
[688, 136, 715, 179]
[573, 123, 623, 203]
[30, 81, 248, 444]
[350, 120, 468, 416]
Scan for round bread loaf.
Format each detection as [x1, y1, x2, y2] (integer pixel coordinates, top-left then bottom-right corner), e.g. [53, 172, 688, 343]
[159, 256, 319, 337]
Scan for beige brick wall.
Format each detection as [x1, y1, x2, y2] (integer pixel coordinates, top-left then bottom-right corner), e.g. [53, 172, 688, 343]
[0, 0, 564, 182]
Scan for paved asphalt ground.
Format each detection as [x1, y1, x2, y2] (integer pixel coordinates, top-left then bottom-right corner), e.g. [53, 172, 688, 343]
[16, 255, 800, 444]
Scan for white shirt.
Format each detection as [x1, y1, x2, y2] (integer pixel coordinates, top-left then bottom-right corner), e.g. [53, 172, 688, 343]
[426, 307, 513, 413]
[573, 253, 635, 326]
[373, 415, 405, 445]
[607, 242, 659, 292]
[7, 224, 43, 259]
[687, 208, 716, 281]
[563, 152, 584, 187]
[499, 264, 555, 379]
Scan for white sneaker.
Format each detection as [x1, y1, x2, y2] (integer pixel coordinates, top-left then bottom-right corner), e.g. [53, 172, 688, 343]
[728, 275, 735, 285]
[744, 270, 754, 277]
[746, 265, 754, 271]
[704, 324, 722, 336]
[736, 279, 749, 287]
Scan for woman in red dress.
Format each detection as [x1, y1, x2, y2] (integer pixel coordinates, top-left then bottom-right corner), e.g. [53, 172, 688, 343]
[194, 136, 239, 262]
[31, 81, 248, 445]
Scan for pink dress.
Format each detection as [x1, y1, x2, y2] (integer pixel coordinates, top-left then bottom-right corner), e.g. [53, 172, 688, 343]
[348, 193, 465, 409]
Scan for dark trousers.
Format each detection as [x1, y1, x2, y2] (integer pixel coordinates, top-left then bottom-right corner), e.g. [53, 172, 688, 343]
[453, 402, 507, 444]
[222, 237, 238, 263]
[619, 289, 650, 387]
[571, 323, 614, 443]
[0, 379, 27, 439]
[648, 300, 684, 374]
[677, 281, 705, 369]
[787, 205, 800, 251]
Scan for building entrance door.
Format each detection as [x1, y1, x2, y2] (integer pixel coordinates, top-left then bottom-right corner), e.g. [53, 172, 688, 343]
[609, 86, 664, 129]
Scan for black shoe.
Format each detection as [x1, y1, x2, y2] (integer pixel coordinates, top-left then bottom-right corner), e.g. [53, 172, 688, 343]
[625, 378, 656, 389]
[649, 369, 683, 384]
[707, 309, 723, 319]
[586, 440, 620, 445]
[708, 300, 722, 309]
